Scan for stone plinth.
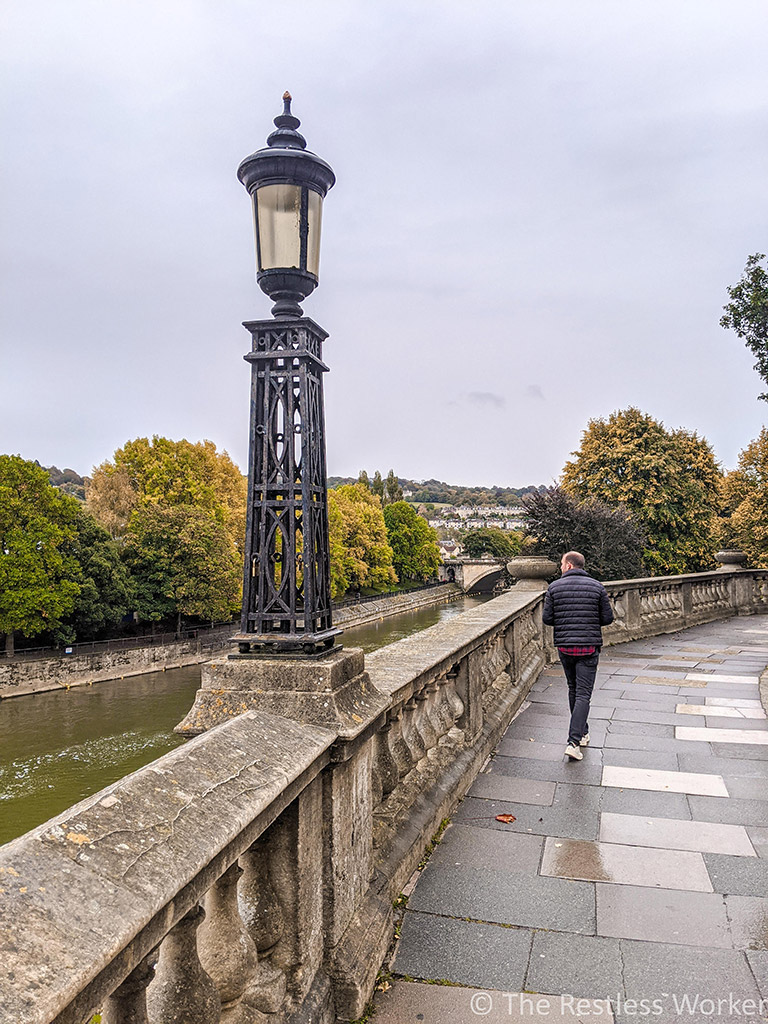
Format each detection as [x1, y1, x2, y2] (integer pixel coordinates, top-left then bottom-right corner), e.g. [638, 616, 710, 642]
[175, 647, 389, 741]
[715, 549, 747, 571]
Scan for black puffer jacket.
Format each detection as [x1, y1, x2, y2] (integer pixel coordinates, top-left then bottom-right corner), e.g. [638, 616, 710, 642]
[542, 568, 614, 647]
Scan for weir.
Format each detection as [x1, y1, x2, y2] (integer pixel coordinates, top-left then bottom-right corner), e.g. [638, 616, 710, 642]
[0, 567, 766, 1024]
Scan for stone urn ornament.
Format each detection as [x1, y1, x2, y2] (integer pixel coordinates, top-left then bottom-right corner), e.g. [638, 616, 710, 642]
[715, 549, 748, 571]
[506, 555, 559, 591]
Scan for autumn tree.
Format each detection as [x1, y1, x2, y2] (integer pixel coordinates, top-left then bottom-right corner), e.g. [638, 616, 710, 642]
[522, 487, 646, 581]
[721, 428, 768, 568]
[0, 456, 81, 655]
[326, 484, 397, 598]
[383, 501, 440, 581]
[562, 408, 722, 575]
[461, 526, 520, 560]
[721, 253, 768, 401]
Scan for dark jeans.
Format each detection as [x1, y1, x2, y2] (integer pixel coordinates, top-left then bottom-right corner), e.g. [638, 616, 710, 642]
[558, 651, 600, 746]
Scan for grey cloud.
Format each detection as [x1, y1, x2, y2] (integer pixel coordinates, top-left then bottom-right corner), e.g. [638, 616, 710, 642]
[466, 392, 506, 410]
[526, 385, 545, 401]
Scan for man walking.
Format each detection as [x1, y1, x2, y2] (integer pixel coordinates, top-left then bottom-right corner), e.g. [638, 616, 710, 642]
[542, 551, 614, 761]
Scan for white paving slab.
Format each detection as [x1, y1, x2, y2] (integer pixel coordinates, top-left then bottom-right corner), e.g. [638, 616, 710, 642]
[599, 812, 756, 857]
[601, 764, 729, 797]
[706, 697, 764, 709]
[676, 703, 766, 720]
[676, 726, 768, 745]
[685, 672, 760, 684]
[540, 836, 714, 890]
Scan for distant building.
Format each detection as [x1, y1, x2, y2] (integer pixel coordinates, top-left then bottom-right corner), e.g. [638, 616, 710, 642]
[438, 539, 462, 559]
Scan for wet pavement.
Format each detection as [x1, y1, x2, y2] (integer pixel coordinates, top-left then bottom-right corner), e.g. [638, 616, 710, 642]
[374, 616, 768, 1024]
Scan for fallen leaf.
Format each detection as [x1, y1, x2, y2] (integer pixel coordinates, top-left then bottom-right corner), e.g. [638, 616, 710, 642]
[495, 814, 516, 824]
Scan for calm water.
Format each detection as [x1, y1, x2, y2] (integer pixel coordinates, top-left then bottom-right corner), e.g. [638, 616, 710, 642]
[0, 595, 490, 845]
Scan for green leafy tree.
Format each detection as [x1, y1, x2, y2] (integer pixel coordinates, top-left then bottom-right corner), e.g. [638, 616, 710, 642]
[124, 505, 240, 632]
[357, 469, 370, 490]
[721, 428, 768, 568]
[461, 526, 520, 559]
[721, 253, 768, 402]
[326, 484, 397, 598]
[562, 408, 722, 575]
[0, 456, 81, 655]
[371, 470, 384, 500]
[522, 487, 646, 581]
[63, 506, 134, 640]
[383, 502, 441, 581]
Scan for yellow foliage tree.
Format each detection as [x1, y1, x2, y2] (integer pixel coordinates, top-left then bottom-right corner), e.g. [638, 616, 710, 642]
[721, 428, 768, 568]
[327, 484, 397, 599]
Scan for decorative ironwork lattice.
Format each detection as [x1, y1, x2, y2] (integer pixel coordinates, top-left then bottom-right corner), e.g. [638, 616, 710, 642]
[235, 317, 339, 656]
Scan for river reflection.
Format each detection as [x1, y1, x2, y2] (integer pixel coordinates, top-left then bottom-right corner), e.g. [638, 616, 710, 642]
[0, 594, 491, 845]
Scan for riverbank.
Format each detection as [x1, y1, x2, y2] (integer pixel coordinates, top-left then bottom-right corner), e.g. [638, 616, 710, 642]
[0, 583, 463, 700]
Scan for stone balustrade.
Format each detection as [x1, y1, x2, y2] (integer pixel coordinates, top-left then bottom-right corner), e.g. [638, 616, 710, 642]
[0, 569, 766, 1024]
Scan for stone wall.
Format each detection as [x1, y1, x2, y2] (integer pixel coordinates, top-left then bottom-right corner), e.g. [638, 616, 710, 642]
[0, 568, 766, 1024]
[0, 585, 461, 701]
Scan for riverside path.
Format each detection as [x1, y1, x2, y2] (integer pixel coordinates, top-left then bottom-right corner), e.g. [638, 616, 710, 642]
[374, 616, 768, 1024]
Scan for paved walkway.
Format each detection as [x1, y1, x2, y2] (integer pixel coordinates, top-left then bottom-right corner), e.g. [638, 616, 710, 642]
[374, 616, 768, 1024]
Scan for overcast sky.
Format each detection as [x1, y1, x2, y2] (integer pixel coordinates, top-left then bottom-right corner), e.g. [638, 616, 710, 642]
[1, 0, 766, 487]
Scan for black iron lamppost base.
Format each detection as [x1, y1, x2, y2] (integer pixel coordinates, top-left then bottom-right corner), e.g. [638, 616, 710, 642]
[229, 629, 343, 660]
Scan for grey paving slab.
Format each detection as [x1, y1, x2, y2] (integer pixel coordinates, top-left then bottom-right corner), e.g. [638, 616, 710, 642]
[704, 853, 768, 896]
[603, 732, 711, 754]
[469, 772, 556, 805]
[688, 796, 768, 827]
[704, 716, 768, 730]
[408, 863, 596, 933]
[612, 708, 704, 726]
[725, 895, 768, 950]
[748, 828, 768, 859]
[679, 753, 768, 779]
[746, 950, 768, 1000]
[392, 911, 534, 989]
[601, 748, 679, 771]
[724, 777, 768, 802]
[525, 932, 623, 1000]
[504, 725, 609, 747]
[541, 837, 713, 891]
[553, 782, 604, 811]
[619, 940, 762, 1022]
[599, 811, 755, 856]
[453, 795, 600, 840]
[712, 742, 768, 762]
[374, 982, 614, 1024]
[600, 786, 692, 820]
[497, 738, 604, 762]
[491, 755, 604, 787]
[605, 720, 675, 738]
[427, 823, 545, 873]
[596, 884, 732, 947]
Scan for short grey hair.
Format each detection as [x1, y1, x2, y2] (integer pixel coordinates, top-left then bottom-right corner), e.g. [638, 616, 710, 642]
[563, 551, 585, 569]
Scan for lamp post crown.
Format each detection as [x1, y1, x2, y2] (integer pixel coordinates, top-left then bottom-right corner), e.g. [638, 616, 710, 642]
[267, 92, 307, 150]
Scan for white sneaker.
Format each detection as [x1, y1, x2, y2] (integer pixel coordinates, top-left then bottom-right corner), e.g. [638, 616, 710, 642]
[580, 734, 590, 747]
[564, 744, 583, 761]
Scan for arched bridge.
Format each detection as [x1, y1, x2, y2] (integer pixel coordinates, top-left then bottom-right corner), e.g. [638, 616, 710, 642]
[439, 557, 508, 594]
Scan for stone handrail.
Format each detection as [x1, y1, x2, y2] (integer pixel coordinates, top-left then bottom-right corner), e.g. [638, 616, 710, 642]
[0, 569, 765, 1024]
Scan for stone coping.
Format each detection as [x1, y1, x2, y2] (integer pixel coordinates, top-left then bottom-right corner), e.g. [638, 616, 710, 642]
[365, 589, 541, 698]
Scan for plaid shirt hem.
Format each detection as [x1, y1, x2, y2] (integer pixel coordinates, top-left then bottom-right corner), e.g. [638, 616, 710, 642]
[558, 645, 597, 656]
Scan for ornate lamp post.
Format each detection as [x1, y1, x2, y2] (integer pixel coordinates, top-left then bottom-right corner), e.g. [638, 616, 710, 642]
[232, 93, 340, 658]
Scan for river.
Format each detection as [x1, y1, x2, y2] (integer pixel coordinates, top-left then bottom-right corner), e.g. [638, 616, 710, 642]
[0, 595, 491, 846]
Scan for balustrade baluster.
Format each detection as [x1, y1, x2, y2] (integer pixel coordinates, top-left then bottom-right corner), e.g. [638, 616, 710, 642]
[373, 719, 400, 798]
[403, 697, 427, 762]
[425, 680, 447, 739]
[238, 842, 288, 1014]
[103, 950, 158, 1024]
[414, 690, 437, 752]
[435, 676, 456, 733]
[198, 862, 264, 1024]
[146, 905, 221, 1024]
[388, 706, 414, 778]
[444, 668, 465, 727]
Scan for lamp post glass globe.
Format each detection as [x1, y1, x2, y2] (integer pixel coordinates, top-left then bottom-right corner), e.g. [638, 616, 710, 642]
[238, 93, 335, 317]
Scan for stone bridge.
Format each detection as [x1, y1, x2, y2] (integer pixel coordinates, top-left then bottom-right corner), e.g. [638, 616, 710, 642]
[439, 557, 508, 594]
[1, 567, 767, 1023]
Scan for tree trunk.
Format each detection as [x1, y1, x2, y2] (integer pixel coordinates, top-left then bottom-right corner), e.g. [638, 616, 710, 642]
[4, 631, 14, 658]
[176, 611, 182, 638]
